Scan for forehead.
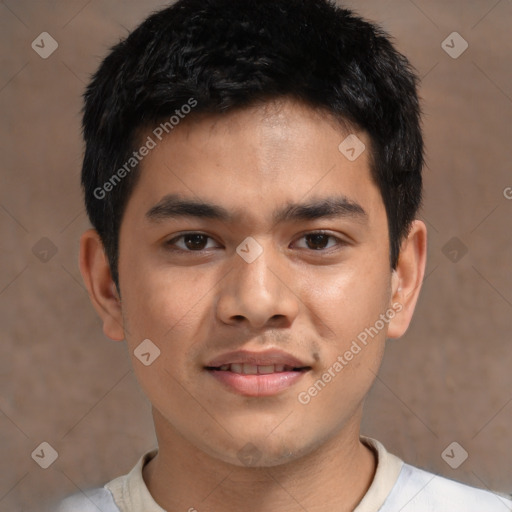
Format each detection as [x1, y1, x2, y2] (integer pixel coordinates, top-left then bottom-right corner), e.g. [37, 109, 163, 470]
[124, 99, 385, 228]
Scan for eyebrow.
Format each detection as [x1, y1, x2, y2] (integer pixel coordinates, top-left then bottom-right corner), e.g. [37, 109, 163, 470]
[145, 193, 368, 225]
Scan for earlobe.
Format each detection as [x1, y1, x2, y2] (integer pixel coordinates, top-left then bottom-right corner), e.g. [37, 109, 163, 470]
[387, 220, 427, 339]
[79, 229, 125, 341]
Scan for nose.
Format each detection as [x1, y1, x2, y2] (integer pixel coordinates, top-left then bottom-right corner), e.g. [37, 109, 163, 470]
[215, 242, 300, 330]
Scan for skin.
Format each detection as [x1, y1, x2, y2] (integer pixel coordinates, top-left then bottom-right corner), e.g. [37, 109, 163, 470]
[80, 99, 427, 512]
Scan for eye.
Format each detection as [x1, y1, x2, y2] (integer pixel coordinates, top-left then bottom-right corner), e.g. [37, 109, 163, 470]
[166, 233, 221, 251]
[293, 232, 345, 251]
[165, 231, 346, 253]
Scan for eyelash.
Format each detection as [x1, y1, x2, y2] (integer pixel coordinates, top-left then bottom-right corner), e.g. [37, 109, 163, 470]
[164, 231, 347, 253]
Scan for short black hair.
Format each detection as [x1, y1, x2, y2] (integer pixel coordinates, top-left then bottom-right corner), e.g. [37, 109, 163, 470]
[82, 0, 424, 288]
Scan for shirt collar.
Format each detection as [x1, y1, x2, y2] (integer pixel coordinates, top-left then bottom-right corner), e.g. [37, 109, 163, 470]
[105, 437, 403, 512]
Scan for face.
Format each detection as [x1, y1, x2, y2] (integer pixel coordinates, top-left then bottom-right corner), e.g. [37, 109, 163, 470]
[90, 99, 419, 467]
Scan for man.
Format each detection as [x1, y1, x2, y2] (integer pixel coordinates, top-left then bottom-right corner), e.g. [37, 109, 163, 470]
[58, 0, 512, 510]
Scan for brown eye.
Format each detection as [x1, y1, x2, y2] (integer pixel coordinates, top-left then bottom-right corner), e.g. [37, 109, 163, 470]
[183, 234, 208, 250]
[166, 233, 219, 252]
[293, 231, 347, 252]
[304, 233, 331, 250]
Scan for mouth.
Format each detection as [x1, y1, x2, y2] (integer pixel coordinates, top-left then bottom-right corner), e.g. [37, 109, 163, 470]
[205, 363, 310, 374]
[204, 351, 312, 397]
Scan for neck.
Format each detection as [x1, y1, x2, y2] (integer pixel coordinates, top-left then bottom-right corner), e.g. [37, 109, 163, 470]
[143, 408, 376, 512]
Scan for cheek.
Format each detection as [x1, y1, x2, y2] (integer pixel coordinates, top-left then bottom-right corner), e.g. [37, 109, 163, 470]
[120, 269, 206, 404]
[295, 255, 391, 419]
[121, 254, 214, 337]
[300, 258, 392, 341]
[297, 339, 385, 438]
[119, 259, 221, 397]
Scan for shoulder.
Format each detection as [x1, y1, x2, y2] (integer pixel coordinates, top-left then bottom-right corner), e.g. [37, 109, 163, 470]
[381, 463, 512, 512]
[56, 486, 119, 512]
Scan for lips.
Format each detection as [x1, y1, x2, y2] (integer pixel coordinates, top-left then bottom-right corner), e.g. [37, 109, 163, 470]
[204, 349, 312, 397]
[213, 363, 305, 374]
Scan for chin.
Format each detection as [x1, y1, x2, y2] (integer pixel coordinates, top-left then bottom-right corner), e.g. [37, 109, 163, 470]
[201, 431, 316, 468]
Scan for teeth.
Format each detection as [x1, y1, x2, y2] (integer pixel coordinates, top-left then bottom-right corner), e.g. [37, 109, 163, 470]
[258, 365, 275, 374]
[216, 364, 301, 374]
[244, 364, 258, 375]
[230, 363, 243, 374]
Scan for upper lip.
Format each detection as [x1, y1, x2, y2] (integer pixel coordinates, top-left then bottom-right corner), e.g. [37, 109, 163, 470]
[205, 349, 311, 368]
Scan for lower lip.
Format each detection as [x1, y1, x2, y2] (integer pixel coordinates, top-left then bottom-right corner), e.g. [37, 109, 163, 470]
[206, 369, 308, 397]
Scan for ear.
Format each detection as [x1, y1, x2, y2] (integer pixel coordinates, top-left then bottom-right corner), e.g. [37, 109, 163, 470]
[387, 220, 427, 339]
[79, 229, 125, 341]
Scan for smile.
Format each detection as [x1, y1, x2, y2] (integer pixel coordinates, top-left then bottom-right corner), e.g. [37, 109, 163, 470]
[205, 365, 311, 396]
[210, 363, 307, 374]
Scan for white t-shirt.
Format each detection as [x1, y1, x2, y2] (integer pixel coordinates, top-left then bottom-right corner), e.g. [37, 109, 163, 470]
[56, 437, 512, 512]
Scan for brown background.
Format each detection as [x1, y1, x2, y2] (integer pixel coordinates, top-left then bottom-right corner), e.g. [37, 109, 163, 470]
[1, 1, 511, 510]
